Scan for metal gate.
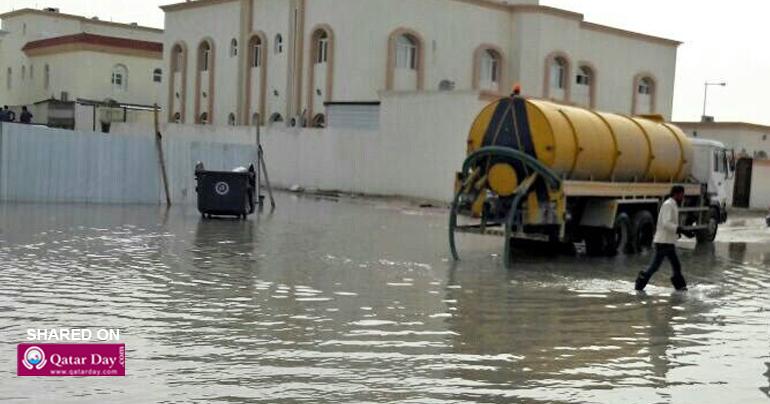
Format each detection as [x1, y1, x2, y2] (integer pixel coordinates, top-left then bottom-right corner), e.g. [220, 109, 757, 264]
[732, 158, 753, 208]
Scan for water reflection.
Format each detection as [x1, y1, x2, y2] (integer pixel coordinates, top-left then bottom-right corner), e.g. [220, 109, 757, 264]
[0, 197, 768, 403]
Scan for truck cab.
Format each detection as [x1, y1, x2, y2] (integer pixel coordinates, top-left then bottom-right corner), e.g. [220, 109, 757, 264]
[690, 138, 733, 224]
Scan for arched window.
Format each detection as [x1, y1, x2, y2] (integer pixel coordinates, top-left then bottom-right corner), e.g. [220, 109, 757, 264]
[199, 112, 209, 125]
[387, 29, 424, 91]
[550, 57, 567, 90]
[172, 45, 184, 73]
[153, 68, 162, 83]
[227, 113, 236, 126]
[21, 65, 26, 80]
[315, 31, 329, 64]
[251, 36, 263, 67]
[169, 42, 187, 123]
[29, 65, 34, 80]
[199, 42, 211, 71]
[230, 38, 238, 57]
[251, 112, 260, 126]
[111, 64, 128, 91]
[574, 65, 595, 107]
[44, 64, 50, 90]
[480, 50, 499, 84]
[638, 77, 653, 95]
[395, 35, 417, 70]
[6, 67, 12, 90]
[633, 74, 656, 115]
[475, 46, 503, 92]
[274, 34, 283, 54]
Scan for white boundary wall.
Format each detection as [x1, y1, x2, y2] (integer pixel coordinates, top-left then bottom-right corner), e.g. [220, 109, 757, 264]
[0, 123, 256, 204]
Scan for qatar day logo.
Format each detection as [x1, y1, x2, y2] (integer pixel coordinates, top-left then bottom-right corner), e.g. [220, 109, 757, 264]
[22, 346, 46, 370]
[215, 181, 230, 196]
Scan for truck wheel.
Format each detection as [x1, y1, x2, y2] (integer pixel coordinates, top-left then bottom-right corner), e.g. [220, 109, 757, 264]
[631, 210, 655, 253]
[696, 207, 719, 243]
[609, 213, 632, 256]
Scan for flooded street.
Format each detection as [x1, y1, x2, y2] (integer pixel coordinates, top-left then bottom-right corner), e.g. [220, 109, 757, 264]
[0, 194, 769, 403]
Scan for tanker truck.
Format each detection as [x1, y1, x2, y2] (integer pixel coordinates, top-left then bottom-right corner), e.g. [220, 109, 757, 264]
[449, 94, 732, 267]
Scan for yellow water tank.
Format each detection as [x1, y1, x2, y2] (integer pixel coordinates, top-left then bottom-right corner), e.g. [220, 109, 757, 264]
[468, 98, 693, 183]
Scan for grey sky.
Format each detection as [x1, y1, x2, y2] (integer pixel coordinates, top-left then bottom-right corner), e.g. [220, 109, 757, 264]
[1, 0, 765, 124]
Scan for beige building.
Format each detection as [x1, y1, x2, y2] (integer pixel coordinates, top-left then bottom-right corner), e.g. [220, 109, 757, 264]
[0, 8, 164, 128]
[160, 0, 680, 127]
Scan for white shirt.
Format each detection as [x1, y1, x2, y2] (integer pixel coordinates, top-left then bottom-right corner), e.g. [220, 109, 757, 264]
[653, 197, 680, 245]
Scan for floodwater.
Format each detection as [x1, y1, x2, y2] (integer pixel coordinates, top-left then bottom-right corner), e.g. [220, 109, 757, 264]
[0, 194, 768, 403]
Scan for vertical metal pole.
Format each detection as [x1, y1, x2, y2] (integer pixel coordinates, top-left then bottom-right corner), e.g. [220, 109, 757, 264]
[256, 114, 262, 206]
[702, 82, 708, 119]
[154, 104, 172, 206]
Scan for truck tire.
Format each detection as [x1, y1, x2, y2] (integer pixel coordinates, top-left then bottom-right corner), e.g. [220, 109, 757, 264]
[696, 207, 719, 243]
[610, 213, 632, 255]
[631, 210, 655, 253]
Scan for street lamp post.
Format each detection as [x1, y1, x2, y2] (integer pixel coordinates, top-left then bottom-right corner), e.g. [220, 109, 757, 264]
[702, 81, 727, 121]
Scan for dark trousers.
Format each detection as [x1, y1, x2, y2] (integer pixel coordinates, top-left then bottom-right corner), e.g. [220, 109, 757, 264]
[643, 243, 682, 278]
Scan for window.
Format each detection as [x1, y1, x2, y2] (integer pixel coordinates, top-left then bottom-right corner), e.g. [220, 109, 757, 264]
[576, 66, 592, 86]
[638, 77, 653, 95]
[30, 65, 34, 80]
[199, 112, 209, 124]
[395, 35, 417, 69]
[550, 57, 566, 90]
[6, 67, 11, 90]
[173, 45, 184, 72]
[227, 113, 236, 126]
[44, 64, 50, 90]
[111, 64, 128, 91]
[22, 23, 27, 35]
[274, 34, 283, 54]
[21, 65, 26, 81]
[480, 49, 499, 84]
[251, 39, 262, 67]
[173, 112, 181, 123]
[230, 38, 238, 57]
[153, 68, 162, 83]
[199, 42, 211, 71]
[316, 31, 328, 64]
[251, 112, 260, 126]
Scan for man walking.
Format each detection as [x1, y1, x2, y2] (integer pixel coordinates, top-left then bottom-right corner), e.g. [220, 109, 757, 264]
[635, 186, 687, 291]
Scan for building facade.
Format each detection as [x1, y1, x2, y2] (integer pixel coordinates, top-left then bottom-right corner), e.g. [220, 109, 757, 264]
[161, 0, 680, 127]
[0, 8, 164, 127]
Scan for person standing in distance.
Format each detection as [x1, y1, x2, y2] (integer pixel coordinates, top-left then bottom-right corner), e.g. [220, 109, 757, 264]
[635, 186, 687, 291]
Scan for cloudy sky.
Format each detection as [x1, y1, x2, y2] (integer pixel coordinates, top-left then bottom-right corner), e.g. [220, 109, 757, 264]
[1, 0, 766, 124]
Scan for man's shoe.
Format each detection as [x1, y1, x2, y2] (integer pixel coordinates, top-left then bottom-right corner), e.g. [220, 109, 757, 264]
[635, 272, 650, 291]
[671, 274, 688, 291]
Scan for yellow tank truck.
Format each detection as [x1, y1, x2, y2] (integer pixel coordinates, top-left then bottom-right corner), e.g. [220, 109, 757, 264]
[449, 93, 732, 267]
